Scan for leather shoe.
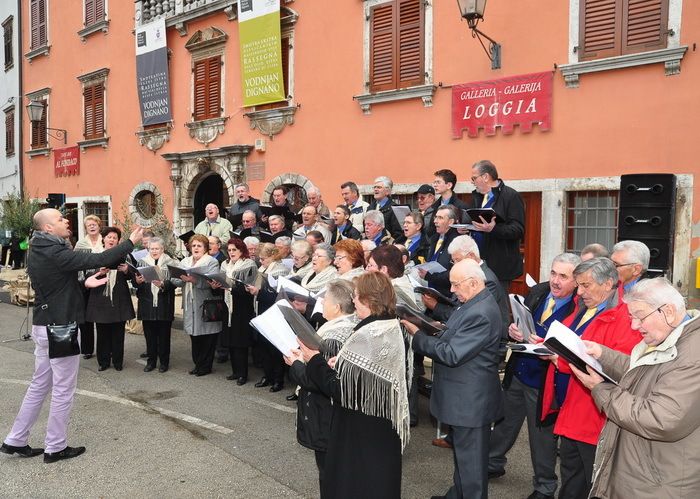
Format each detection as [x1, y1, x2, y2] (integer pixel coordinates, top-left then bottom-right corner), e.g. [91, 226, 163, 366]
[139, 352, 148, 359]
[269, 382, 283, 393]
[158, 366, 168, 373]
[286, 393, 298, 401]
[114, 365, 123, 372]
[226, 374, 237, 381]
[488, 470, 506, 480]
[1, 443, 44, 458]
[188, 368, 198, 375]
[195, 370, 211, 377]
[526, 492, 554, 499]
[254, 377, 270, 388]
[236, 377, 247, 386]
[98, 365, 109, 372]
[44, 446, 86, 464]
[82, 354, 93, 359]
[143, 365, 156, 373]
[431, 437, 452, 449]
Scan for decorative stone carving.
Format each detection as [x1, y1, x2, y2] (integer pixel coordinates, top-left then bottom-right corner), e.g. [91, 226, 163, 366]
[185, 117, 227, 146]
[244, 106, 297, 138]
[128, 181, 165, 227]
[136, 124, 172, 152]
[261, 173, 313, 203]
[353, 84, 436, 115]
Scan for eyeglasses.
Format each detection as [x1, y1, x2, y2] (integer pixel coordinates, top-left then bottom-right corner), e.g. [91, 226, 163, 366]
[450, 276, 474, 287]
[630, 305, 665, 324]
[334, 255, 347, 261]
[470, 173, 484, 182]
[613, 262, 636, 268]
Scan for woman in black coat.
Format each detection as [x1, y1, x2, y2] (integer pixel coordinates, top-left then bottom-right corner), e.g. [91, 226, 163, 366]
[84, 227, 135, 371]
[133, 236, 176, 373]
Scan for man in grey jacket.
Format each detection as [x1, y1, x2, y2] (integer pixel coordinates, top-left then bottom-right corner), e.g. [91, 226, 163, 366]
[1, 209, 142, 463]
[403, 259, 504, 499]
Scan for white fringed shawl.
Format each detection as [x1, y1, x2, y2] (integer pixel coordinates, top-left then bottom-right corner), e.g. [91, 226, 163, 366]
[140, 253, 174, 308]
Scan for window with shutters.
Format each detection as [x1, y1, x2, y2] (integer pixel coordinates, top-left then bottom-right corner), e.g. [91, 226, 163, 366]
[29, 0, 48, 50]
[77, 68, 109, 149]
[3, 16, 12, 71]
[193, 56, 222, 121]
[355, 0, 434, 114]
[560, 0, 685, 87]
[5, 108, 14, 156]
[79, 0, 109, 39]
[30, 100, 47, 150]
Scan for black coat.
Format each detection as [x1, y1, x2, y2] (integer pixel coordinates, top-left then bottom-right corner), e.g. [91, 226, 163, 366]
[368, 198, 403, 240]
[395, 233, 430, 264]
[289, 360, 334, 452]
[134, 271, 176, 322]
[85, 271, 136, 324]
[431, 194, 469, 220]
[27, 232, 135, 326]
[330, 224, 362, 245]
[426, 228, 459, 296]
[470, 180, 525, 281]
[222, 281, 256, 348]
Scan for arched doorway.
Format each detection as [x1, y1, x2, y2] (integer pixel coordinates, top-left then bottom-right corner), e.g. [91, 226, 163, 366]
[193, 173, 229, 226]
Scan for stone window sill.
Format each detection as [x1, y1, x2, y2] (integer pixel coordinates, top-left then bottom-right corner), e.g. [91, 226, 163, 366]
[185, 116, 227, 145]
[353, 84, 436, 115]
[136, 123, 172, 152]
[243, 106, 297, 138]
[559, 46, 688, 88]
[25, 44, 50, 62]
[78, 137, 109, 150]
[78, 19, 109, 41]
[27, 147, 51, 157]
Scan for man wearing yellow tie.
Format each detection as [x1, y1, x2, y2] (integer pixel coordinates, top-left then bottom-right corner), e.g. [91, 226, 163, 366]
[542, 257, 641, 499]
[488, 253, 580, 499]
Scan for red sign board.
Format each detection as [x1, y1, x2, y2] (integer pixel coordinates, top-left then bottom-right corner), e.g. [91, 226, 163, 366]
[452, 71, 553, 138]
[54, 146, 80, 177]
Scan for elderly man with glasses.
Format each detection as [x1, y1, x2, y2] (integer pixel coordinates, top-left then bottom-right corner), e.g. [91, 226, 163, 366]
[610, 240, 650, 294]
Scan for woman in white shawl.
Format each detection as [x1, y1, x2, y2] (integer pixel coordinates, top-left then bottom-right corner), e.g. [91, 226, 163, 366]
[133, 237, 176, 373]
[295, 272, 409, 499]
[301, 244, 338, 294]
[74, 214, 103, 359]
[171, 234, 222, 377]
[210, 238, 258, 385]
[285, 280, 358, 492]
[332, 239, 366, 282]
[288, 240, 313, 283]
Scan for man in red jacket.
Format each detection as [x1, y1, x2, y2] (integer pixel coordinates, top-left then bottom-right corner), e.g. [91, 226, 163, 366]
[541, 257, 641, 499]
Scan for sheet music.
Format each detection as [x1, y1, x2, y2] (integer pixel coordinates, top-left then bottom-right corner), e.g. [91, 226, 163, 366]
[415, 261, 447, 274]
[508, 294, 537, 337]
[250, 305, 299, 356]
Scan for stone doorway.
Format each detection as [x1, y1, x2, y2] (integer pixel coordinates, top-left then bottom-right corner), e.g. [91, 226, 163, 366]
[193, 173, 229, 226]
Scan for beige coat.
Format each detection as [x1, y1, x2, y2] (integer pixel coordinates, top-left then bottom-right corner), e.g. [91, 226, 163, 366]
[589, 312, 700, 499]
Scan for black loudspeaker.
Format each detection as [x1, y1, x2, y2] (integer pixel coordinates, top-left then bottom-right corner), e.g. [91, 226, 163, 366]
[46, 193, 66, 209]
[617, 174, 676, 274]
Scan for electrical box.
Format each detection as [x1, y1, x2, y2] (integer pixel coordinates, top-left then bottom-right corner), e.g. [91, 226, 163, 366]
[254, 138, 266, 152]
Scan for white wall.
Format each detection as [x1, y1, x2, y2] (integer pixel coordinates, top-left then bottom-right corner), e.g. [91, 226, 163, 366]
[0, 1, 21, 200]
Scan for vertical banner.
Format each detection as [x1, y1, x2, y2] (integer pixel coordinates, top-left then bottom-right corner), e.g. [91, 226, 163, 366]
[238, 0, 285, 107]
[135, 18, 172, 126]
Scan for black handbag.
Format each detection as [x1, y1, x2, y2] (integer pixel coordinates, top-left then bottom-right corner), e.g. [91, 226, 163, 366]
[202, 299, 226, 322]
[46, 322, 80, 359]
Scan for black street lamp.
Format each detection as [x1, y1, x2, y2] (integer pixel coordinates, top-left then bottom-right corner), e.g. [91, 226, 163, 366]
[456, 0, 502, 70]
[26, 100, 67, 144]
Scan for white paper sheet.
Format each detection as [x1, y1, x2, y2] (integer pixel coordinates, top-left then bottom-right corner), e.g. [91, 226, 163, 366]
[250, 305, 299, 357]
[415, 261, 447, 274]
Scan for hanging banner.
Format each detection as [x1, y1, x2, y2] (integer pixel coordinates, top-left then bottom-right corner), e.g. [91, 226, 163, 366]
[452, 71, 553, 138]
[54, 146, 80, 177]
[135, 18, 172, 126]
[238, 0, 285, 107]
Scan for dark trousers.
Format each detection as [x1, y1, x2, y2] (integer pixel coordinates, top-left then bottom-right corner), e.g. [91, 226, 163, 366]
[215, 334, 229, 361]
[314, 450, 326, 494]
[446, 424, 490, 499]
[229, 346, 249, 379]
[96, 322, 126, 368]
[489, 376, 559, 496]
[143, 320, 172, 368]
[190, 333, 219, 374]
[559, 436, 596, 499]
[261, 337, 284, 384]
[79, 322, 95, 355]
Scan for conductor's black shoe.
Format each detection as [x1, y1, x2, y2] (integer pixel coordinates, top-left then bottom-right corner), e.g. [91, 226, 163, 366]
[139, 352, 148, 359]
[143, 364, 156, 372]
[488, 470, 506, 480]
[44, 446, 86, 464]
[269, 382, 284, 393]
[254, 377, 270, 388]
[82, 354, 93, 359]
[1, 443, 44, 458]
[285, 393, 298, 401]
[98, 365, 109, 372]
[236, 377, 247, 386]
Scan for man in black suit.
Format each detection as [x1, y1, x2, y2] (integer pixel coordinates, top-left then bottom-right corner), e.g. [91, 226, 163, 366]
[419, 205, 460, 296]
[368, 176, 403, 239]
[330, 205, 361, 244]
[469, 160, 525, 292]
[403, 259, 504, 499]
[394, 210, 430, 265]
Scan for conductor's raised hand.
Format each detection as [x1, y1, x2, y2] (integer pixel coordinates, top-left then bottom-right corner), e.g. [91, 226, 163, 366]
[129, 225, 144, 245]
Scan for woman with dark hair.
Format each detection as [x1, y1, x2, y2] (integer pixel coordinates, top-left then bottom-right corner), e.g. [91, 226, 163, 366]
[211, 238, 258, 385]
[294, 272, 409, 499]
[333, 239, 365, 281]
[172, 234, 222, 377]
[133, 237, 176, 373]
[368, 245, 423, 310]
[84, 227, 135, 371]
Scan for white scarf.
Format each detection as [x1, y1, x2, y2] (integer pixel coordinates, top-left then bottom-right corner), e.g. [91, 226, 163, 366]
[75, 234, 103, 253]
[301, 265, 338, 294]
[104, 269, 118, 304]
[141, 253, 174, 308]
[181, 254, 215, 304]
[335, 318, 410, 451]
[222, 258, 257, 327]
[318, 314, 358, 359]
[339, 266, 365, 281]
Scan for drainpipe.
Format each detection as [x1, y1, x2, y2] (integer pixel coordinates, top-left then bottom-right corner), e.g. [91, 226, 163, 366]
[16, 0, 24, 194]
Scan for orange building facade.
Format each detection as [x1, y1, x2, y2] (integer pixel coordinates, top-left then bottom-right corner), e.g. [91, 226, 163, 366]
[19, 0, 699, 300]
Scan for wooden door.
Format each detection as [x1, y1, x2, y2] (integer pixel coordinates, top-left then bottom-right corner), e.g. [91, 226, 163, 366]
[510, 192, 541, 296]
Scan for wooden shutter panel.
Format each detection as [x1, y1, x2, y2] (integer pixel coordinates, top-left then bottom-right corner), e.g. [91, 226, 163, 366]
[579, 0, 621, 61]
[31, 102, 46, 148]
[84, 85, 94, 138]
[30, 0, 39, 50]
[622, 0, 668, 54]
[369, 2, 396, 92]
[281, 36, 290, 98]
[5, 111, 14, 155]
[94, 83, 105, 137]
[207, 56, 221, 119]
[85, 0, 95, 26]
[397, 0, 424, 89]
[96, 0, 105, 24]
[38, 0, 47, 47]
[193, 59, 207, 120]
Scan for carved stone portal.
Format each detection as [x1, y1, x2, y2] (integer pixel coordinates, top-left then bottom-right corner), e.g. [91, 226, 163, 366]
[244, 106, 297, 138]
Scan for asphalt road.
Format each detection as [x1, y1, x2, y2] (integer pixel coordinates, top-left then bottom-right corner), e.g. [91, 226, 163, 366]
[0, 294, 538, 498]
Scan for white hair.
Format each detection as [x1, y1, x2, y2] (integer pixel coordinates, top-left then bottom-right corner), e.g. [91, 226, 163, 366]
[275, 236, 292, 247]
[448, 235, 480, 259]
[364, 210, 385, 227]
[623, 277, 686, 314]
[456, 259, 487, 283]
[307, 186, 321, 196]
[374, 176, 393, 191]
[244, 236, 260, 246]
[361, 239, 377, 252]
[553, 252, 581, 268]
[612, 240, 650, 271]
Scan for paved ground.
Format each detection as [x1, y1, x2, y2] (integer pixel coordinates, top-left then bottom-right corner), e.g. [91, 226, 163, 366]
[0, 276, 538, 499]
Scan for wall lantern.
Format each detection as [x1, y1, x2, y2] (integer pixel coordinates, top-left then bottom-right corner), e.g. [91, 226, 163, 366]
[456, 0, 501, 70]
[26, 100, 67, 144]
